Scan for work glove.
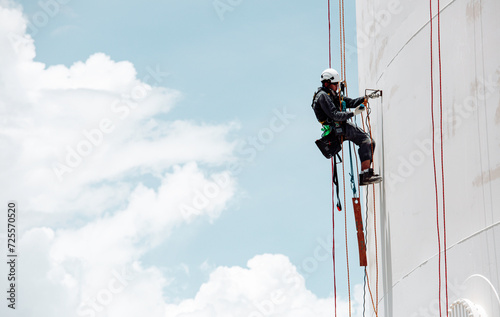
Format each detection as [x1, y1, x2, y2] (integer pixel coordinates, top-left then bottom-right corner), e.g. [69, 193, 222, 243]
[353, 104, 365, 116]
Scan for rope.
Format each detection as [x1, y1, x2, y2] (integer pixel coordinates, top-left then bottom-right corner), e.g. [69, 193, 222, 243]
[336, 1, 353, 315]
[363, 270, 367, 317]
[342, 145, 352, 317]
[365, 269, 378, 316]
[437, 0, 449, 313]
[430, 1, 449, 314]
[331, 158, 338, 317]
[338, 0, 346, 80]
[364, 184, 378, 316]
[338, 0, 342, 76]
[360, 101, 380, 316]
[328, 1, 367, 315]
[365, 107, 379, 314]
[328, 0, 332, 68]
[327, 3, 337, 316]
[429, 4, 442, 316]
[342, 0, 346, 81]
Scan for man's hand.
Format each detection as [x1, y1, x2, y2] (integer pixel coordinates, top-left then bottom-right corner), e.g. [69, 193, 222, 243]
[353, 105, 366, 116]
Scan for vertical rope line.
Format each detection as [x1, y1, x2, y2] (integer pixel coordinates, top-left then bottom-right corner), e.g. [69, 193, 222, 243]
[342, 147, 352, 317]
[437, 0, 449, 314]
[338, 0, 345, 80]
[328, 0, 332, 68]
[336, 1, 352, 314]
[430, 1, 443, 316]
[363, 195, 368, 317]
[341, 0, 346, 80]
[327, 2, 337, 316]
[360, 112, 378, 317]
[338, 1, 352, 314]
[331, 157, 338, 317]
[365, 108, 379, 315]
[364, 189, 378, 317]
[338, 0, 342, 76]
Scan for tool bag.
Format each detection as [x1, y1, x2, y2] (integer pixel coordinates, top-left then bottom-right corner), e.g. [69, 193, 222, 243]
[315, 123, 343, 159]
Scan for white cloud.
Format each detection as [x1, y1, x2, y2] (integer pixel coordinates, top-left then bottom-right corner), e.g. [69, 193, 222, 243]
[0, 2, 239, 316]
[165, 254, 365, 317]
[0, 2, 238, 218]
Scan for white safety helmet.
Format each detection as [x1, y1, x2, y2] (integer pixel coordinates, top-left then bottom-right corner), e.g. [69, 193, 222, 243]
[321, 68, 340, 84]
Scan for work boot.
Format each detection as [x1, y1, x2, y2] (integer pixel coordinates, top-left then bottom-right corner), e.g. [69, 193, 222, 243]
[359, 168, 383, 186]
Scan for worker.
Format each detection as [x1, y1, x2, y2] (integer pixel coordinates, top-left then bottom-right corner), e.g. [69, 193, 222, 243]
[312, 68, 382, 186]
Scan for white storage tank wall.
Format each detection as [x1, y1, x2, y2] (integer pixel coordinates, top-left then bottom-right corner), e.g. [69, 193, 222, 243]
[355, 0, 500, 316]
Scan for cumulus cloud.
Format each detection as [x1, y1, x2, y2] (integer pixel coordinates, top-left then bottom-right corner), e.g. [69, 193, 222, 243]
[0, 2, 238, 316]
[165, 254, 365, 317]
[0, 2, 237, 217]
[11, 163, 234, 317]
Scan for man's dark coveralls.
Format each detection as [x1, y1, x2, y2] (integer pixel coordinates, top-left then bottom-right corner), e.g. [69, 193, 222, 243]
[312, 86, 375, 162]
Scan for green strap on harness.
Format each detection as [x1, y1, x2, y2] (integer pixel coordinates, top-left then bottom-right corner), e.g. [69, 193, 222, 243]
[321, 125, 332, 137]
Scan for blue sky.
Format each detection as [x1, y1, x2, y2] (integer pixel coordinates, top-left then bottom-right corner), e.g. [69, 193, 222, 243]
[0, 0, 368, 315]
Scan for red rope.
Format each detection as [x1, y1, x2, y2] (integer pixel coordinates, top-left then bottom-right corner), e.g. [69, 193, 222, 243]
[331, 157, 337, 317]
[327, 2, 337, 316]
[341, 0, 346, 80]
[328, 0, 332, 68]
[361, 111, 379, 317]
[437, 0, 449, 314]
[337, 0, 352, 313]
[365, 110, 379, 314]
[341, 146, 352, 317]
[430, 1, 449, 315]
[430, 2, 443, 316]
[365, 267, 378, 316]
[338, 0, 343, 78]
